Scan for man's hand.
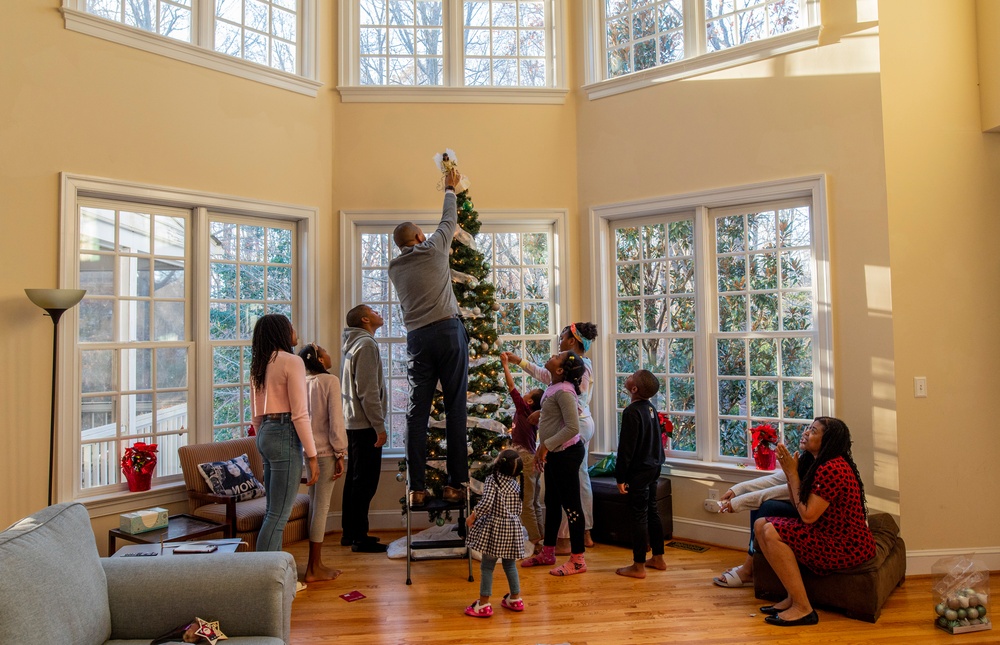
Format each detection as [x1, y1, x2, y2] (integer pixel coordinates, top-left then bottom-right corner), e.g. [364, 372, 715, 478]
[617, 482, 628, 495]
[445, 168, 461, 190]
[375, 431, 387, 448]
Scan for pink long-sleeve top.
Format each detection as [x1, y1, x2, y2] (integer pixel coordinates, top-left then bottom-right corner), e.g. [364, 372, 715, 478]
[251, 350, 318, 458]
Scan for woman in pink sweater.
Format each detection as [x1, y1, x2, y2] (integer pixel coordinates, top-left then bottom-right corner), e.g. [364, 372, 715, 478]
[250, 314, 319, 553]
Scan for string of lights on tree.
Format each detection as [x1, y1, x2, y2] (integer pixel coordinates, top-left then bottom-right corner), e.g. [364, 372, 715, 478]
[397, 160, 512, 525]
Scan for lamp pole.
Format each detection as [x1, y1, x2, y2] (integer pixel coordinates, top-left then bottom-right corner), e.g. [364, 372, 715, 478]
[25, 289, 86, 506]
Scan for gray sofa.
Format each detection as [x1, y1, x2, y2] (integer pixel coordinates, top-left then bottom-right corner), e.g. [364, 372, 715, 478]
[0, 502, 296, 644]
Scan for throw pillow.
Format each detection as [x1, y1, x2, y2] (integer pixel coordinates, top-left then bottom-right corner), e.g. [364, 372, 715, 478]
[196, 454, 265, 501]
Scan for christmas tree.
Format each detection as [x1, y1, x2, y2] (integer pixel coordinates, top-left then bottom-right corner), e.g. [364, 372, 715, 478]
[397, 151, 511, 524]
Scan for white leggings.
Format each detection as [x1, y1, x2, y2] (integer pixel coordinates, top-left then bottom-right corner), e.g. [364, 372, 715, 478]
[307, 455, 337, 543]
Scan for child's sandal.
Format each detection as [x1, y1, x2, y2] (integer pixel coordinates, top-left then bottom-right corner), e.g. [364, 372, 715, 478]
[501, 593, 524, 612]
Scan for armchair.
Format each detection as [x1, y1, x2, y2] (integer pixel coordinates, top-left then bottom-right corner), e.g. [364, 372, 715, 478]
[178, 437, 310, 551]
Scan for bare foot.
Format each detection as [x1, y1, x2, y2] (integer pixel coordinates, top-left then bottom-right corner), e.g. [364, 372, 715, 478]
[305, 566, 342, 582]
[616, 563, 646, 578]
[646, 555, 667, 570]
[584, 530, 595, 548]
[554, 538, 571, 555]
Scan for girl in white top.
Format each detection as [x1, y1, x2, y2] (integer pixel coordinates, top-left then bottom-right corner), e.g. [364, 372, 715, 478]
[505, 321, 598, 548]
[299, 343, 347, 582]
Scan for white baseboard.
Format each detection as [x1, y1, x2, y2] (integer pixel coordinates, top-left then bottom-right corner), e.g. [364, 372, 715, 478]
[670, 518, 1000, 576]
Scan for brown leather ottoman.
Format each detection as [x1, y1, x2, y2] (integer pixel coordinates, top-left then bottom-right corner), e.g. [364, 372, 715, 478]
[589, 475, 672, 547]
[753, 512, 907, 623]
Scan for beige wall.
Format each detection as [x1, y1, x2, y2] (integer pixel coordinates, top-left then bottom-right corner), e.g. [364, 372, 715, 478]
[879, 1, 1000, 550]
[573, 3, 900, 539]
[3, 0, 998, 561]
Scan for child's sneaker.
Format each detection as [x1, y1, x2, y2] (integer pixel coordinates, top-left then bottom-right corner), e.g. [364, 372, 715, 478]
[521, 546, 556, 567]
[464, 601, 492, 618]
[501, 593, 524, 612]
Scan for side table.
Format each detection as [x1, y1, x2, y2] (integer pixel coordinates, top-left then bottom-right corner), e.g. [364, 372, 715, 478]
[108, 514, 229, 555]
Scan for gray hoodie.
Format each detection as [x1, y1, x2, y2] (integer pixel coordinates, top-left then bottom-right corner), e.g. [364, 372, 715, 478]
[341, 326, 388, 436]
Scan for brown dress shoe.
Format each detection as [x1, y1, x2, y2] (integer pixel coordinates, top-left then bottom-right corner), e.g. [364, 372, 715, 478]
[408, 490, 427, 507]
[442, 485, 466, 502]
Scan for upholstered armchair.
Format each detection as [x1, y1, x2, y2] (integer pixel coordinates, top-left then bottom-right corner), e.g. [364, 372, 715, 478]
[178, 436, 310, 551]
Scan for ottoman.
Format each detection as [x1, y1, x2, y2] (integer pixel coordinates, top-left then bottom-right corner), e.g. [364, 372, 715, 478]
[753, 512, 907, 622]
[589, 475, 673, 547]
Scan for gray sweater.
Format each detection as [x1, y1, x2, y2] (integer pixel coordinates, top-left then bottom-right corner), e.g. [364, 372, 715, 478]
[537, 388, 581, 452]
[387, 191, 461, 330]
[340, 327, 387, 436]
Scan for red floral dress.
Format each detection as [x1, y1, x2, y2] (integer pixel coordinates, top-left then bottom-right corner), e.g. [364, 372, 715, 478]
[768, 456, 876, 575]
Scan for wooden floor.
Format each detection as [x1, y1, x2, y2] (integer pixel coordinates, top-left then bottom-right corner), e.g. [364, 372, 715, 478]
[285, 530, 997, 645]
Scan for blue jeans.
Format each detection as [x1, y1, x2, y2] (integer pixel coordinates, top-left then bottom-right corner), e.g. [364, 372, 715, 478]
[480, 553, 519, 599]
[256, 417, 303, 551]
[405, 317, 469, 491]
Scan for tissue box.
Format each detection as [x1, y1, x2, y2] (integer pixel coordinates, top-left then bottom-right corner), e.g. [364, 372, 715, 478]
[119, 507, 168, 534]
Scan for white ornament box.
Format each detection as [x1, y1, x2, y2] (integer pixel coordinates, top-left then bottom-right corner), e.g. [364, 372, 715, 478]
[119, 507, 168, 534]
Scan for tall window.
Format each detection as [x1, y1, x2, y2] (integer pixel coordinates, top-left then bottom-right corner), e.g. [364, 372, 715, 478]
[63, 175, 315, 499]
[208, 217, 296, 442]
[62, 1, 318, 94]
[354, 222, 557, 450]
[585, 0, 820, 98]
[600, 178, 830, 465]
[343, 0, 563, 97]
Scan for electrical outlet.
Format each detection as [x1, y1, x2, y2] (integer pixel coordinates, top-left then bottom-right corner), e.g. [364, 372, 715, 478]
[703, 499, 722, 513]
[914, 376, 928, 398]
[708, 489, 720, 501]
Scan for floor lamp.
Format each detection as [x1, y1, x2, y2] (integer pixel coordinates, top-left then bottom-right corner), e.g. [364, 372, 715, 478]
[25, 288, 86, 506]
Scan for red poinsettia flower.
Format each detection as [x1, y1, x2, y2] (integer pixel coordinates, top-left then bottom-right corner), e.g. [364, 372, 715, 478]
[750, 424, 778, 456]
[122, 441, 158, 474]
[658, 412, 674, 449]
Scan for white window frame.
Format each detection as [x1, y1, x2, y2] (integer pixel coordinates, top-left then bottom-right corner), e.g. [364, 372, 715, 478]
[58, 173, 318, 512]
[61, 0, 322, 96]
[587, 175, 832, 480]
[337, 0, 569, 104]
[580, 0, 822, 100]
[340, 207, 568, 457]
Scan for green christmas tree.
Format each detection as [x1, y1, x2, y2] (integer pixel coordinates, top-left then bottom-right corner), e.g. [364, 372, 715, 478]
[398, 153, 512, 524]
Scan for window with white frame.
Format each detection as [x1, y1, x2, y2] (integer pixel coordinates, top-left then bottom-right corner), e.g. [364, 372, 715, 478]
[598, 177, 830, 465]
[63, 175, 314, 498]
[353, 222, 558, 451]
[341, 0, 565, 101]
[61, 0, 319, 95]
[584, 0, 820, 98]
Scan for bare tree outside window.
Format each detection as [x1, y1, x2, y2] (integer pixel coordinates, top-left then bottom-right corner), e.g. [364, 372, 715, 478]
[86, 0, 192, 41]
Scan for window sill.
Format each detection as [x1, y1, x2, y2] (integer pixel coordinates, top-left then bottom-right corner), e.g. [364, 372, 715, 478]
[62, 8, 323, 97]
[78, 481, 188, 519]
[336, 85, 568, 105]
[583, 25, 823, 101]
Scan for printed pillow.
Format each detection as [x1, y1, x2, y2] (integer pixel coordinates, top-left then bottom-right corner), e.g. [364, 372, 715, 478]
[196, 454, 266, 501]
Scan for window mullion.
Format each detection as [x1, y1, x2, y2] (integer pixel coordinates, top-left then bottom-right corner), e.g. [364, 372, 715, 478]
[692, 205, 714, 462]
[449, 0, 463, 87]
[193, 207, 212, 444]
[683, 0, 704, 59]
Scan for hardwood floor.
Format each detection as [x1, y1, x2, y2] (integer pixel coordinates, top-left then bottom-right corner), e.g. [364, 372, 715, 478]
[285, 531, 997, 645]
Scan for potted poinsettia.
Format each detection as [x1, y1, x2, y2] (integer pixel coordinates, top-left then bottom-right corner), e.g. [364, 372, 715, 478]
[658, 412, 674, 450]
[750, 424, 778, 470]
[121, 441, 158, 492]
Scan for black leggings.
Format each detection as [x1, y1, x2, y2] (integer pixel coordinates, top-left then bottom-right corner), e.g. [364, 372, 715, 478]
[542, 441, 586, 554]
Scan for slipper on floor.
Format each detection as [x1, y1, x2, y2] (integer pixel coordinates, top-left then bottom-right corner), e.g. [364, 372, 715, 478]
[712, 567, 753, 588]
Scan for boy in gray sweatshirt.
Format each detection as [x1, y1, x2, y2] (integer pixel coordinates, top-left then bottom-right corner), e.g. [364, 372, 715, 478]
[387, 166, 469, 506]
[340, 304, 389, 552]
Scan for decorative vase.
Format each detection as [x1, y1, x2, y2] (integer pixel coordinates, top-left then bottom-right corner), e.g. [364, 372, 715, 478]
[754, 448, 776, 470]
[123, 467, 153, 492]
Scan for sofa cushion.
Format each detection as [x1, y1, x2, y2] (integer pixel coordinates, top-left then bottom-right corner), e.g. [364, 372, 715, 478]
[196, 454, 266, 502]
[0, 503, 112, 643]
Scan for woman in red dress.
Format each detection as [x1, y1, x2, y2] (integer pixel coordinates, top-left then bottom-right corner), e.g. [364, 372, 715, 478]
[754, 417, 875, 627]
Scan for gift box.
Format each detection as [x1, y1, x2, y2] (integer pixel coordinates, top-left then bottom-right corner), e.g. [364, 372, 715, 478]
[119, 507, 168, 534]
[932, 555, 992, 634]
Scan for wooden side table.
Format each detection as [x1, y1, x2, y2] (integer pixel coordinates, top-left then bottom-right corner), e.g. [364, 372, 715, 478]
[108, 514, 229, 555]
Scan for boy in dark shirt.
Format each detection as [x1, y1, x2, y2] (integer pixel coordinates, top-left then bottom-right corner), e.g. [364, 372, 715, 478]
[500, 352, 544, 551]
[615, 369, 668, 578]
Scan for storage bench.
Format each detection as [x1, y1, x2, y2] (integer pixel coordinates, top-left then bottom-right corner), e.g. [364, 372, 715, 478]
[589, 475, 672, 547]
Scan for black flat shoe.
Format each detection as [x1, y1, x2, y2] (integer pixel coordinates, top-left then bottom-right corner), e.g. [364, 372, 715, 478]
[764, 610, 819, 627]
[759, 605, 781, 615]
[351, 541, 388, 553]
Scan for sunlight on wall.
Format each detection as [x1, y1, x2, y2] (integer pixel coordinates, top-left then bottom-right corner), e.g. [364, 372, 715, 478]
[856, 0, 879, 23]
[865, 264, 892, 316]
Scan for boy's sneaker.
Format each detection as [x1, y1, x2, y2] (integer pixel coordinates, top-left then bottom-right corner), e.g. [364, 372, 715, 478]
[464, 601, 492, 618]
[501, 594, 524, 612]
